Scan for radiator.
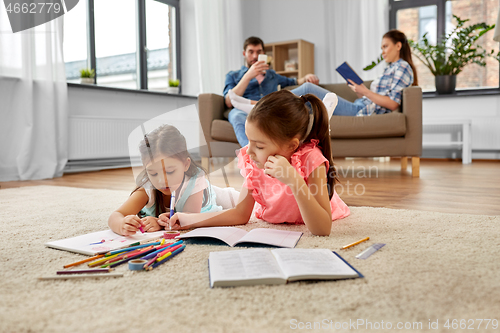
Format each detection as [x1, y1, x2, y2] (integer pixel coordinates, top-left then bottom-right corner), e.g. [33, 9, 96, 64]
[69, 116, 147, 160]
[68, 116, 203, 161]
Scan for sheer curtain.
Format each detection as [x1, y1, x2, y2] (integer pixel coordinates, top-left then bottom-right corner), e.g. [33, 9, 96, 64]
[194, 0, 243, 94]
[0, 13, 68, 181]
[324, 0, 389, 83]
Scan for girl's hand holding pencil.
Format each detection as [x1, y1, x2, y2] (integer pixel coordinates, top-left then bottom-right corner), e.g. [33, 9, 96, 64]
[157, 213, 170, 229]
[121, 215, 146, 236]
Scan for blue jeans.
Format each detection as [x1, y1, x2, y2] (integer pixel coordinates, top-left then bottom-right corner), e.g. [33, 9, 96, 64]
[227, 83, 361, 146]
[293, 82, 365, 116]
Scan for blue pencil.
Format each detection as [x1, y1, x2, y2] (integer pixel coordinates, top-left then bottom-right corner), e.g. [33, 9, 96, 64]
[148, 245, 185, 270]
[107, 241, 162, 256]
[141, 240, 184, 260]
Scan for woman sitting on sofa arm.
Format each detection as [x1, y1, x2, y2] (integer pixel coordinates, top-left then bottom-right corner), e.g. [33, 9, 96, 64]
[334, 29, 419, 117]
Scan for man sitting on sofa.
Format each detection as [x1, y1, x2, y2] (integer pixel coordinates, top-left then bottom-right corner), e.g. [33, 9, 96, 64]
[224, 36, 324, 147]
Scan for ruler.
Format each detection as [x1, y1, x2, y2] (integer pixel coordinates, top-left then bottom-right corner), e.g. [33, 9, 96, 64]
[356, 243, 385, 259]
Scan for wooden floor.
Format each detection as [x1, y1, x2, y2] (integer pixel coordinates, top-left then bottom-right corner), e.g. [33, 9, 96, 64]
[1, 158, 499, 216]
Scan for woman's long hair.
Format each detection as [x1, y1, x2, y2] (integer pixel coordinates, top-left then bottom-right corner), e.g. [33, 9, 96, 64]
[133, 124, 208, 217]
[384, 29, 419, 86]
[248, 90, 338, 199]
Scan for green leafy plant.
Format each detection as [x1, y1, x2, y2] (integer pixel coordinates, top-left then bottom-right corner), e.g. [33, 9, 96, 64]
[363, 54, 384, 71]
[409, 15, 495, 76]
[168, 79, 180, 87]
[79, 68, 95, 78]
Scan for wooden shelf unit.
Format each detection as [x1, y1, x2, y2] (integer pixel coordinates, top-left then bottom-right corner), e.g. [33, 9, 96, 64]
[263, 39, 315, 79]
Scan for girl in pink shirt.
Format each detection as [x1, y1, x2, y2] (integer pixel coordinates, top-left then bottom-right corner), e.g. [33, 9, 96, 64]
[162, 90, 350, 236]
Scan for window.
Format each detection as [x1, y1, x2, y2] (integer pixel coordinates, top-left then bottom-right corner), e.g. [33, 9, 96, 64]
[390, 0, 499, 92]
[63, 0, 180, 91]
[63, 0, 88, 83]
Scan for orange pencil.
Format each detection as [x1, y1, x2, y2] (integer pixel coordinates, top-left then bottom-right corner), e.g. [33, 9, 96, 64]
[341, 237, 370, 250]
[64, 254, 105, 269]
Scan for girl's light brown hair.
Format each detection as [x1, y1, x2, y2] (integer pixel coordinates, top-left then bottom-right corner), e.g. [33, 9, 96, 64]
[247, 90, 338, 199]
[383, 29, 419, 86]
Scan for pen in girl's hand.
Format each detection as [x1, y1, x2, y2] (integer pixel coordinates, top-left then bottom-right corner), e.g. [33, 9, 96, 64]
[169, 191, 175, 230]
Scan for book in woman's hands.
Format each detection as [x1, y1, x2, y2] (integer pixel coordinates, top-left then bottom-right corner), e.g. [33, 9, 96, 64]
[208, 248, 363, 287]
[336, 62, 364, 85]
[175, 227, 302, 248]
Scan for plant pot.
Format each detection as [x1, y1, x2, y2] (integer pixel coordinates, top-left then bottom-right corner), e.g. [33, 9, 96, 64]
[435, 75, 456, 94]
[167, 87, 179, 94]
[80, 77, 95, 84]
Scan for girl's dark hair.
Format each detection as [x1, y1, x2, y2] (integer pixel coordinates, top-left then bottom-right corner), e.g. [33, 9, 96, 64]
[248, 90, 338, 199]
[383, 29, 419, 86]
[133, 124, 208, 217]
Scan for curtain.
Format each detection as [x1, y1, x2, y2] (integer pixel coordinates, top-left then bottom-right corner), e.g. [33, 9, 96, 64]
[494, 8, 500, 41]
[194, 0, 243, 94]
[324, 0, 389, 83]
[0, 12, 68, 181]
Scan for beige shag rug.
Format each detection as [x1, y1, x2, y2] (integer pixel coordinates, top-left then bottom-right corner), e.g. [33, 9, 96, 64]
[0, 186, 499, 333]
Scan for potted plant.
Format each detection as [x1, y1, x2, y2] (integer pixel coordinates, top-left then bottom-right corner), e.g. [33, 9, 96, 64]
[167, 79, 180, 94]
[409, 15, 495, 94]
[80, 68, 95, 84]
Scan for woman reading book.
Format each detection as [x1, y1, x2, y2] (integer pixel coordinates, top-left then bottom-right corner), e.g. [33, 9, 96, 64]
[334, 29, 418, 116]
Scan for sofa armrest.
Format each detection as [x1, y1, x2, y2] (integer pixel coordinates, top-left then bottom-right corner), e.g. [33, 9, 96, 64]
[401, 86, 423, 156]
[198, 93, 226, 144]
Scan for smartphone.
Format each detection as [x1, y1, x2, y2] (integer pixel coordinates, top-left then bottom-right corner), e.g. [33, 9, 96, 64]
[258, 54, 268, 63]
[258, 54, 268, 73]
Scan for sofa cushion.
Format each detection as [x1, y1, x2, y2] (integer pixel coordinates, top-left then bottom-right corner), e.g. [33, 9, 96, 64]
[211, 119, 239, 143]
[330, 112, 406, 139]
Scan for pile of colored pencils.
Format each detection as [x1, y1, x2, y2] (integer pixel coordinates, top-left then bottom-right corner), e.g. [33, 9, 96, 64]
[64, 239, 186, 272]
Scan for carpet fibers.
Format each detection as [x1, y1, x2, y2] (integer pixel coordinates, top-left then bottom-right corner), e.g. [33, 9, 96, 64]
[0, 186, 499, 333]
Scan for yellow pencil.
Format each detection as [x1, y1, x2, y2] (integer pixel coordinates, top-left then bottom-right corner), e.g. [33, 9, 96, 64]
[63, 254, 104, 269]
[156, 251, 172, 262]
[341, 237, 370, 250]
[88, 253, 119, 267]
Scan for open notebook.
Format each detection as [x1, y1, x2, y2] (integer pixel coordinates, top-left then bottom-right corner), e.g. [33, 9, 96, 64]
[45, 229, 165, 256]
[209, 248, 363, 287]
[176, 227, 302, 248]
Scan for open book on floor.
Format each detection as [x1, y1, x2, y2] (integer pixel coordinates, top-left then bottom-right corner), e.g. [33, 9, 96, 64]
[45, 229, 165, 256]
[175, 227, 302, 248]
[208, 248, 363, 287]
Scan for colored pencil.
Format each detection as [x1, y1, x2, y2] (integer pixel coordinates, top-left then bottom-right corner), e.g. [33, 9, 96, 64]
[104, 241, 141, 257]
[106, 247, 157, 269]
[57, 268, 113, 275]
[143, 256, 157, 269]
[106, 241, 161, 256]
[141, 241, 183, 260]
[38, 273, 124, 280]
[148, 246, 185, 270]
[157, 244, 183, 259]
[341, 237, 370, 250]
[88, 253, 119, 267]
[63, 254, 104, 269]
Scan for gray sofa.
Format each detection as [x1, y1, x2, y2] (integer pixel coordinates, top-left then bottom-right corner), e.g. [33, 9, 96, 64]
[198, 82, 422, 177]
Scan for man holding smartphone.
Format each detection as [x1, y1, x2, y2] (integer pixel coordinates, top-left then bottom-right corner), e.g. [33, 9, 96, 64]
[224, 36, 321, 147]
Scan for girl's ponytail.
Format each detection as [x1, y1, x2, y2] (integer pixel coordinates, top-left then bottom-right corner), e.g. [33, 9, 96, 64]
[301, 94, 338, 199]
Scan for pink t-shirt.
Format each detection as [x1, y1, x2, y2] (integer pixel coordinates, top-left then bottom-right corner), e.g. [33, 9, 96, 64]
[237, 140, 350, 224]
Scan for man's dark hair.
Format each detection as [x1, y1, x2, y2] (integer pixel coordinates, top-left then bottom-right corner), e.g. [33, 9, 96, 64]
[243, 36, 264, 51]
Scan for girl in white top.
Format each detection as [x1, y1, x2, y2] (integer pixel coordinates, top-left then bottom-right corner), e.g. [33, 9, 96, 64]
[108, 124, 227, 236]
